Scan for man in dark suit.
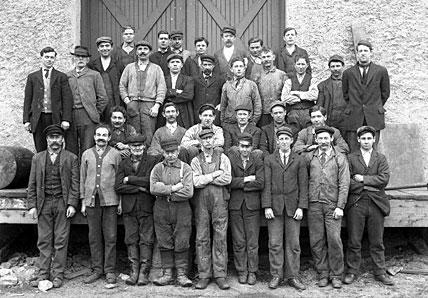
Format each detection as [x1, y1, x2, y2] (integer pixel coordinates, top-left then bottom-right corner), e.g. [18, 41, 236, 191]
[262, 127, 308, 290]
[112, 25, 137, 67]
[342, 40, 390, 152]
[260, 101, 298, 156]
[317, 55, 347, 137]
[149, 30, 173, 76]
[192, 54, 225, 125]
[275, 27, 311, 77]
[163, 54, 194, 129]
[115, 134, 161, 286]
[88, 36, 124, 123]
[27, 124, 79, 288]
[23, 47, 73, 152]
[229, 133, 264, 285]
[214, 27, 247, 81]
[344, 126, 394, 286]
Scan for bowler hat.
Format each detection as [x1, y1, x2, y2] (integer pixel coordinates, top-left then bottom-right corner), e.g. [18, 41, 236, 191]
[70, 46, 91, 57]
[315, 126, 335, 136]
[127, 134, 147, 145]
[44, 124, 64, 137]
[357, 125, 376, 137]
[135, 40, 152, 51]
[160, 137, 179, 151]
[96, 36, 113, 47]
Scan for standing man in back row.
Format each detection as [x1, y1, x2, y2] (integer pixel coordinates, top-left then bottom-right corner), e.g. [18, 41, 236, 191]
[342, 40, 390, 152]
[113, 25, 137, 67]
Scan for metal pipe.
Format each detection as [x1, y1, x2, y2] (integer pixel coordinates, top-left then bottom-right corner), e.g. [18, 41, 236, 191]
[385, 184, 428, 191]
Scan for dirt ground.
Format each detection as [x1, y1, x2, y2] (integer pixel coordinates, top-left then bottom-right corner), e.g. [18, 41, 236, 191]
[1, 227, 428, 298]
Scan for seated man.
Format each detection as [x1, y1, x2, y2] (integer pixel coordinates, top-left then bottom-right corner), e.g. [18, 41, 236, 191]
[108, 106, 137, 158]
[181, 103, 224, 161]
[223, 104, 262, 158]
[260, 101, 298, 156]
[147, 102, 187, 158]
[293, 105, 349, 155]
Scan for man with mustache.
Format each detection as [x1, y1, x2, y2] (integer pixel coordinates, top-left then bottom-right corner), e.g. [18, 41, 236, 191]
[169, 30, 191, 62]
[67, 46, 108, 158]
[183, 37, 219, 78]
[220, 57, 262, 126]
[294, 106, 349, 155]
[108, 105, 137, 158]
[304, 126, 350, 289]
[317, 55, 347, 138]
[27, 124, 79, 288]
[149, 30, 173, 76]
[191, 54, 225, 126]
[281, 55, 319, 131]
[88, 36, 124, 123]
[113, 25, 137, 67]
[119, 40, 166, 144]
[80, 125, 122, 285]
[23, 47, 73, 152]
[342, 40, 390, 152]
[252, 47, 288, 127]
[115, 134, 160, 286]
[150, 138, 194, 287]
[214, 26, 247, 81]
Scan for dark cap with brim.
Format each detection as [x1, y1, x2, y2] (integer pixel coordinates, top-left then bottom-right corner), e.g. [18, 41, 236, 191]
[235, 104, 252, 113]
[315, 126, 335, 136]
[96, 36, 113, 47]
[328, 54, 344, 66]
[170, 30, 183, 38]
[127, 134, 147, 145]
[357, 39, 373, 50]
[221, 26, 236, 36]
[200, 54, 216, 64]
[44, 124, 64, 137]
[199, 128, 215, 139]
[135, 40, 152, 51]
[270, 100, 286, 112]
[70, 46, 91, 57]
[357, 125, 376, 137]
[160, 137, 179, 151]
[198, 103, 216, 115]
[238, 132, 253, 143]
[276, 127, 293, 138]
[167, 53, 183, 63]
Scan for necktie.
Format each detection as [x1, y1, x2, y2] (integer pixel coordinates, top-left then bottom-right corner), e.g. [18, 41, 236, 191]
[235, 78, 240, 88]
[320, 152, 326, 166]
[205, 76, 210, 85]
[242, 159, 247, 169]
[361, 65, 368, 85]
[44, 69, 49, 79]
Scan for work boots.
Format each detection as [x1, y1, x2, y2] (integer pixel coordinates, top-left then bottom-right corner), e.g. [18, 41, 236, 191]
[176, 268, 193, 287]
[125, 245, 139, 285]
[137, 264, 150, 286]
[153, 268, 173, 286]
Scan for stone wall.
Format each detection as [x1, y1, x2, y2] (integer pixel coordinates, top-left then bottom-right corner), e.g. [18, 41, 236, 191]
[0, 0, 75, 149]
[287, 0, 428, 179]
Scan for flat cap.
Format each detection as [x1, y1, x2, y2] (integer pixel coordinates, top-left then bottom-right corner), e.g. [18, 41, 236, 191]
[198, 103, 216, 115]
[44, 124, 64, 137]
[70, 46, 91, 57]
[200, 54, 216, 64]
[221, 26, 236, 36]
[96, 36, 113, 47]
[328, 54, 344, 66]
[238, 132, 253, 143]
[276, 127, 293, 138]
[167, 53, 183, 63]
[135, 40, 152, 50]
[160, 137, 179, 151]
[127, 134, 147, 145]
[235, 104, 252, 113]
[357, 125, 376, 137]
[170, 30, 183, 38]
[270, 100, 286, 112]
[357, 39, 373, 50]
[199, 128, 214, 139]
[315, 126, 335, 136]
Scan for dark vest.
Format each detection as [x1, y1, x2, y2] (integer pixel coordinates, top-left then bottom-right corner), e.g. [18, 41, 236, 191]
[45, 152, 62, 197]
[289, 74, 314, 110]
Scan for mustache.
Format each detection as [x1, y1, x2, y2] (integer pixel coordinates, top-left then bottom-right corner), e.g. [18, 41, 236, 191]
[49, 142, 62, 146]
[95, 138, 107, 142]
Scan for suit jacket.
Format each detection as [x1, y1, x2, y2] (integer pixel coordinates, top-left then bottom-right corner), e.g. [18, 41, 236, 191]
[88, 56, 124, 106]
[229, 153, 264, 211]
[317, 77, 347, 130]
[27, 150, 80, 215]
[214, 46, 247, 80]
[260, 123, 299, 156]
[23, 68, 73, 130]
[347, 149, 391, 216]
[192, 71, 225, 122]
[293, 125, 349, 155]
[342, 62, 390, 130]
[165, 73, 195, 128]
[262, 151, 308, 217]
[182, 53, 220, 78]
[275, 45, 312, 77]
[223, 123, 262, 151]
[114, 153, 160, 214]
